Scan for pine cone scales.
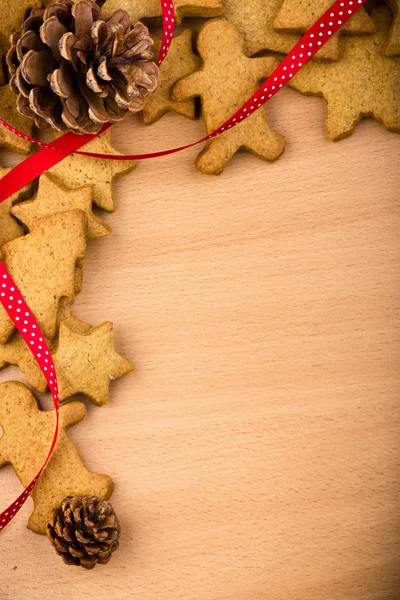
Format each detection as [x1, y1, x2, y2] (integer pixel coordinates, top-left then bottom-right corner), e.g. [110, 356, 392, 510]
[47, 496, 121, 569]
[6, 0, 159, 134]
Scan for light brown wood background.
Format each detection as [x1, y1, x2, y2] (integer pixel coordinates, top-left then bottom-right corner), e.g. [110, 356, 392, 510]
[1, 89, 400, 599]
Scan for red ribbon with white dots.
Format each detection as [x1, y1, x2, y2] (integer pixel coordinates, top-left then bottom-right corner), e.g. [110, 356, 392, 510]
[0, 0, 367, 533]
[0, 263, 60, 532]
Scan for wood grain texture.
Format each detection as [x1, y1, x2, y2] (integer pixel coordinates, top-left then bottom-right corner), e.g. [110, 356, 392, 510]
[1, 89, 400, 599]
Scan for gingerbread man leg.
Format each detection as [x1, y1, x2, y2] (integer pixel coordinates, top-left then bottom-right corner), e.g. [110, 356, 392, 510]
[196, 135, 243, 175]
[325, 102, 362, 141]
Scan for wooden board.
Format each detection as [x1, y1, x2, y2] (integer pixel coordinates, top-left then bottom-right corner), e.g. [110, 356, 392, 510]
[1, 88, 400, 599]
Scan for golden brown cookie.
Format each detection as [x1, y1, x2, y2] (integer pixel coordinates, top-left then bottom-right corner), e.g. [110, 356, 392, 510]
[0, 300, 92, 393]
[0, 381, 113, 534]
[223, 0, 348, 60]
[0, 333, 47, 391]
[174, 19, 285, 174]
[143, 29, 201, 124]
[0, 164, 26, 248]
[288, 7, 400, 140]
[0, 197, 24, 248]
[0, 84, 34, 154]
[386, 0, 400, 55]
[0, 210, 87, 344]
[102, 0, 223, 25]
[56, 298, 92, 336]
[0, 0, 41, 49]
[48, 131, 135, 212]
[0, 163, 38, 255]
[53, 321, 134, 406]
[12, 173, 111, 241]
[273, 0, 376, 61]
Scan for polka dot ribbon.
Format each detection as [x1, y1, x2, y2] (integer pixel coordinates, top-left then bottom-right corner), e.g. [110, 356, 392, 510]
[0, 263, 60, 532]
[0, 0, 368, 204]
[0, 0, 366, 532]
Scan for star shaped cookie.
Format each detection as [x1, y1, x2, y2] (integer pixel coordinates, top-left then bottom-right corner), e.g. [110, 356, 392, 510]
[53, 321, 134, 406]
[288, 7, 400, 140]
[12, 173, 111, 240]
[143, 29, 201, 124]
[48, 131, 135, 212]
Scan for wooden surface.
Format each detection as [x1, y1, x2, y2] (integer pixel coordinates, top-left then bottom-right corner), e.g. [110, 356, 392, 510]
[1, 89, 400, 599]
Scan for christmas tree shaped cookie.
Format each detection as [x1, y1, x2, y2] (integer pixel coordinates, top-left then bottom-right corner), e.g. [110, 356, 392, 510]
[53, 321, 134, 406]
[102, 0, 223, 25]
[143, 30, 201, 124]
[0, 210, 87, 344]
[274, 0, 375, 61]
[0, 381, 113, 534]
[386, 0, 400, 56]
[12, 173, 111, 241]
[48, 132, 135, 212]
[174, 20, 285, 174]
[288, 7, 400, 140]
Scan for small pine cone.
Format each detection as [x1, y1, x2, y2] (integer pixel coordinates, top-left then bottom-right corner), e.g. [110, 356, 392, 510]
[6, 0, 159, 134]
[47, 496, 121, 569]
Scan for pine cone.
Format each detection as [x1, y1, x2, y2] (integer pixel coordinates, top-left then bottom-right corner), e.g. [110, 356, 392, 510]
[47, 496, 121, 569]
[6, 0, 159, 134]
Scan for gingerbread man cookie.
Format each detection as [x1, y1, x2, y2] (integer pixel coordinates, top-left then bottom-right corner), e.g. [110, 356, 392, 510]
[0, 381, 113, 534]
[174, 19, 285, 174]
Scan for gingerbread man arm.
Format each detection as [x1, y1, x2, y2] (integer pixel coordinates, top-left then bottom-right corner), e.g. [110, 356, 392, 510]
[59, 401, 86, 430]
[0, 435, 10, 468]
[250, 56, 281, 84]
[173, 71, 204, 102]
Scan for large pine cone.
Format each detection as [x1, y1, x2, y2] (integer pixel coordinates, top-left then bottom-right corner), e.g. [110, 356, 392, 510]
[47, 496, 121, 569]
[6, 0, 159, 134]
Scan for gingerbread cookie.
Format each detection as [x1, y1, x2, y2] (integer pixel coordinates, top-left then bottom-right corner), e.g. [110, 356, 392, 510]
[0, 210, 87, 344]
[0, 381, 113, 534]
[12, 173, 111, 241]
[174, 19, 285, 174]
[0, 197, 24, 249]
[0, 84, 34, 154]
[143, 29, 201, 124]
[0, 333, 47, 392]
[56, 298, 92, 336]
[273, 0, 376, 61]
[48, 131, 135, 212]
[0, 0, 41, 49]
[53, 321, 134, 406]
[102, 0, 224, 25]
[386, 0, 400, 55]
[223, 0, 347, 60]
[0, 163, 35, 251]
[288, 7, 400, 140]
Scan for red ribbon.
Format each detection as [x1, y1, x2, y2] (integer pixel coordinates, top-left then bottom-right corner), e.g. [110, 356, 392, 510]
[0, 0, 367, 532]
